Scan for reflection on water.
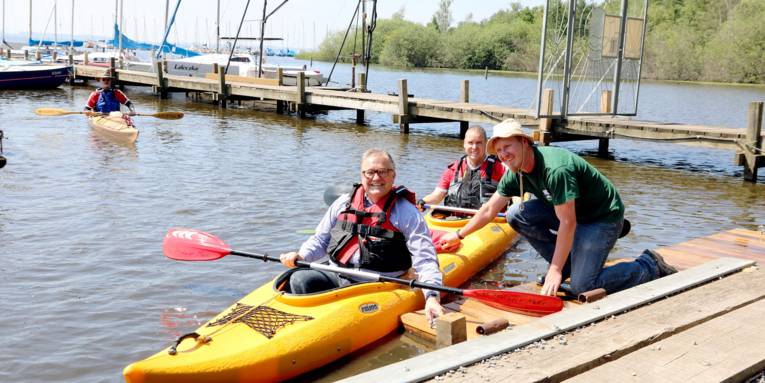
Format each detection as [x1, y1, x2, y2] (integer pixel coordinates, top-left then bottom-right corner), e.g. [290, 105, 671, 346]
[0, 63, 764, 382]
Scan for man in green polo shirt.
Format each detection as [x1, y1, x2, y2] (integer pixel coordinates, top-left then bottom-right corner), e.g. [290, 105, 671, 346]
[438, 119, 676, 296]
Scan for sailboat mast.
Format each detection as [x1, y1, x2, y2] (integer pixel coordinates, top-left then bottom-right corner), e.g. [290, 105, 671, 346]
[29, 0, 33, 44]
[216, 0, 220, 53]
[70, 0, 74, 51]
[118, 0, 123, 58]
[258, 0, 266, 77]
[54, 0, 58, 46]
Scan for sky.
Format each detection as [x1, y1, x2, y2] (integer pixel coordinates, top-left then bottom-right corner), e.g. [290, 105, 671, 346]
[1, 0, 545, 50]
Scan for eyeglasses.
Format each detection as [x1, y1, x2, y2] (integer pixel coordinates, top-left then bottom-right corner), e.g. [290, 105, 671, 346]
[361, 168, 394, 179]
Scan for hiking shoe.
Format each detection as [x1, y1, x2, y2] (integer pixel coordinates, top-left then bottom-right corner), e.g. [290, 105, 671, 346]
[644, 249, 677, 277]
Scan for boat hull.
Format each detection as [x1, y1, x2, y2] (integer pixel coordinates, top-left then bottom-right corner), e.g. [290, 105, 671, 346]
[124, 214, 515, 382]
[0, 65, 70, 89]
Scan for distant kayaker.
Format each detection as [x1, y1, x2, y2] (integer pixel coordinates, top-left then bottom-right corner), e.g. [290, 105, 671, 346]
[84, 71, 136, 116]
[418, 126, 506, 210]
[438, 119, 677, 297]
[280, 148, 445, 323]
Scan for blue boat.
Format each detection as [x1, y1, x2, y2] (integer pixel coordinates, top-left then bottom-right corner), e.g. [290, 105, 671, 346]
[0, 63, 71, 89]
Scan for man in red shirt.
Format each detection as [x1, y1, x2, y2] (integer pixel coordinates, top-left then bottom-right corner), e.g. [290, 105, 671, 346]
[84, 72, 136, 115]
[419, 126, 506, 210]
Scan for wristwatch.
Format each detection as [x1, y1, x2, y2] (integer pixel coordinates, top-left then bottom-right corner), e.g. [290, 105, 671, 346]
[455, 229, 465, 240]
[425, 291, 440, 301]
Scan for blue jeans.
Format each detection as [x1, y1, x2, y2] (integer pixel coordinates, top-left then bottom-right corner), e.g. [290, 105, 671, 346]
[507, 199, 660, 294]
[288, 269, 345, 294]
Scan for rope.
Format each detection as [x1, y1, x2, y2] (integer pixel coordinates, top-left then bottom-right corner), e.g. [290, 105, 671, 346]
[163, 291, 283, 356]
[326, 0, 361, 86]
[479, 110, 504, 122]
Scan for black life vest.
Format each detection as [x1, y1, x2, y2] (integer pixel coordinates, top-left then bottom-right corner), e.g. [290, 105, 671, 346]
[326, 184, 415, 273]
[444, 155, 499, 209]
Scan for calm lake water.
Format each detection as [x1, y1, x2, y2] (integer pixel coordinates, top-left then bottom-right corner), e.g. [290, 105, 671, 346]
[1, 58, 764, 382]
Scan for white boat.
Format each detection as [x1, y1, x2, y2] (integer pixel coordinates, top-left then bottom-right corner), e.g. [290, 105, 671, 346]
[166, 53, 326, 86]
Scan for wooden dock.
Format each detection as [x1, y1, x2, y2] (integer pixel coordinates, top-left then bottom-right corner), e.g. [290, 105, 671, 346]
[63, 58, 765, 182]
[336, 229, 765, 383]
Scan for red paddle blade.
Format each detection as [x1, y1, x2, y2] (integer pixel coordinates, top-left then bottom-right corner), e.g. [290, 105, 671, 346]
[163, 228, 231, 261]
[463, 289, 563, 317]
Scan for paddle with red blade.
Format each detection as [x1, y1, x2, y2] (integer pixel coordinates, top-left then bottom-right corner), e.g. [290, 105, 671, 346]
[163, 228, 564, 316]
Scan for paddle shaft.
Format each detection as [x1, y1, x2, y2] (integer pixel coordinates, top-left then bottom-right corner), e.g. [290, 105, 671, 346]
[229, 250, 465, 295]
[425, 204, 506, 218]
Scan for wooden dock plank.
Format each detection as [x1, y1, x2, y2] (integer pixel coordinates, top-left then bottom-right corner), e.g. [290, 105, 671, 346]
[435, 266, 765, 383]
[565, 297, 765, 383]
[336, 257, 754, 383]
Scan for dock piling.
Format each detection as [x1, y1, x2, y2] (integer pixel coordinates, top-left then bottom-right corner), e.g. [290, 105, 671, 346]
[52, 51, 58, 62]
[598, 89, 613, 157]
[155, 61, 168, 99]
[398, 79, 409, 134]
[83, 52, 88, 65]
[538, 88, 554, 145]
[742, 101, 764, 182]
[218, 70, 227, 108]
[296, 71, 306, 118]
[359, 72, 367, 92]
[459, 80, 470, 138]
[276, 67, 283, 86]
[35, 51, 41, 61]
[24, 50, 29, 60]
[6, 49, 11, 60]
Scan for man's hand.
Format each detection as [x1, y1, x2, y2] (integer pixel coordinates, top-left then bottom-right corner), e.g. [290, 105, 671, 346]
[540, 267, 563, 296]
[416, 198, 426, 212]
[424, 296, 444, 325]
[438, 231, 462, 251]
[279, 251, 302, 268]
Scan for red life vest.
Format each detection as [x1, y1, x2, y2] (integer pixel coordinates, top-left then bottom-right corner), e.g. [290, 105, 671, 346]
[327, 184, 416, 272]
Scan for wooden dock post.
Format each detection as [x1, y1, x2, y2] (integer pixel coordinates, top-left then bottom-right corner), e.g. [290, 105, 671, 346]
[67, 54, 76, 84]
[355, 72, 366, 125]
[218, 70, 228, 108]
[398, 79, 409, 134]
[538, 88, 554, 145]
[83, 52, 89, 65]
[155, 61, 168, 99]
[275, 68, 284, 114]
[35, 50, 41, 61]
[598, 89, 613, 157]
[435, 312, 467, 348]
[459, 80, 470, 138]
[296, 71, 306, 118]
[5, 49, 10, 60]
[52, 51, 58, 62]
[484, 66, 489, 79]
[742, 101, 764, 182]
[23, 50, 28, 60]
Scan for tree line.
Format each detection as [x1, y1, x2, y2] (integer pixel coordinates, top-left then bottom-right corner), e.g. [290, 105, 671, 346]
[298, 0, 765, 84]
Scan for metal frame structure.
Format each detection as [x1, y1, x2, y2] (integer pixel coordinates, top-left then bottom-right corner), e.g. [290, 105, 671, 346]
[535, 0, 649, 118]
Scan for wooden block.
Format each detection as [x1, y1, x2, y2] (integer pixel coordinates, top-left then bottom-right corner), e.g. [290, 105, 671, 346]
[436, 312, 467, 348]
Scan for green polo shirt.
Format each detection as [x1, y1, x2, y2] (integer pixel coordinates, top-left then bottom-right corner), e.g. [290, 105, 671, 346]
[497, 146, 624, 223]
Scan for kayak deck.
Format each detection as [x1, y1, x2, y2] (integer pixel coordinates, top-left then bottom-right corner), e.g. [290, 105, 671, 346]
[88, 112, 138, 144]
[124, 212, 515, 383]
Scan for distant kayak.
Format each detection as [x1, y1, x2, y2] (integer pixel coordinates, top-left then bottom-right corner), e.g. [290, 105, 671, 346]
[123, 212, 516, 383]
[88, 112, 138, 144]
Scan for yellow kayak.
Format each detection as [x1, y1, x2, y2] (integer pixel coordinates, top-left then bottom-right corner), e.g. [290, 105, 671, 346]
[124, 213, 515, 383]
[88, 112, 138, 144]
